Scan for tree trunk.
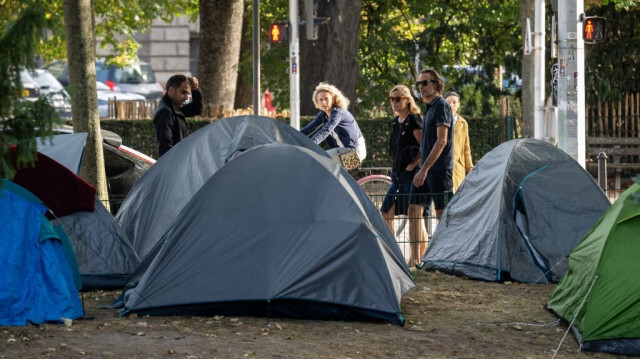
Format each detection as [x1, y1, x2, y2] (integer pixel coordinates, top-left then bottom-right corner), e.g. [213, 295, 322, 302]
[63, 0, 109, 209]
[234, 11, 253, 110]
[299, 0, 362, 116]
[199, 0, 244, 111]
[520, 0, 535, 137]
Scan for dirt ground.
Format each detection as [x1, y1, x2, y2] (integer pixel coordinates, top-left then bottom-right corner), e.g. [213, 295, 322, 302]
[0, 270, 628, 359]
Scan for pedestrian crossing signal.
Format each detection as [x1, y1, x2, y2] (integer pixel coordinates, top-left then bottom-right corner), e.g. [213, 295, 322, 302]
[583, 17, 606, 44]
[269, 22, 289, 44]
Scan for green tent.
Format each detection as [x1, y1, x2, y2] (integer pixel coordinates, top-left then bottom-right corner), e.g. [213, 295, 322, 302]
[546, 184, 640, 355]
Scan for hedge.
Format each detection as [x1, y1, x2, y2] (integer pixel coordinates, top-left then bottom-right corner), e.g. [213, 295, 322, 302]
[100, 115, 506, 168]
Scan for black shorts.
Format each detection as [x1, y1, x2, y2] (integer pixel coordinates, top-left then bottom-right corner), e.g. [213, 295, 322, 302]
[408, 169, 453, 210]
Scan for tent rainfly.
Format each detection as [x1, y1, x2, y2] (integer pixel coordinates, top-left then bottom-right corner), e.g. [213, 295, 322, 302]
[547, 184, 640, 355]
[421, 138, 611, 283]
[122, 143, 415, 325]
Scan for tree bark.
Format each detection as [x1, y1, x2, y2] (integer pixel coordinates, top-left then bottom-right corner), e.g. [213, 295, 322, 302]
[234, 11, 253, 110]
[63, 0, 109, 209]
[199, 0, 244, 111]
[299, 0, 362, 116]
[520, 0, 535, 137]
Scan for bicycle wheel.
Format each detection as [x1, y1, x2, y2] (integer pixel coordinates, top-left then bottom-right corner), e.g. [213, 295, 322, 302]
[357, 175, 392, 208]
[357, 175, 408, 237]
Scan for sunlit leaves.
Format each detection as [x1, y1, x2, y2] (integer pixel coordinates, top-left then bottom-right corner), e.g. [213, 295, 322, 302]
[357, 0, 520, 116]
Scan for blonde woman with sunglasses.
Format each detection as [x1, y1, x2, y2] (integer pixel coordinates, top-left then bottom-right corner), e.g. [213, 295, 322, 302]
[379, 85, 422, 242]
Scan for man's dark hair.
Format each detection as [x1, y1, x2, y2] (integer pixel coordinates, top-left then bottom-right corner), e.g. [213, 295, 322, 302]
[420, 68, 445, 93]
[165, 74, 188, 91]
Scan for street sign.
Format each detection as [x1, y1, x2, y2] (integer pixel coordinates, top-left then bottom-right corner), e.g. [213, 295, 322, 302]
[583, 17, 606, 44]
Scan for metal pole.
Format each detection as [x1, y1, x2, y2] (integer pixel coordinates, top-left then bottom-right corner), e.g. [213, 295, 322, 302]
[597, 151, 608, 191]
[289, 0, 300, 129]
[557, 0, 586, 167]
[252, 0, 261, 116]
[533, 0, 546, 139]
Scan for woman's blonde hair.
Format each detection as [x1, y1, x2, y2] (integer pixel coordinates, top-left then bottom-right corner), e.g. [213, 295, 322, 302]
[312, 82, 350, 110]
[389, 84, 421, 115]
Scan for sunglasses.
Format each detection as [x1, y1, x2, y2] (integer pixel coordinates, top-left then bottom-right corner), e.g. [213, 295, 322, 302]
[415, 79, 436, 87]
[388, 96, 407, 102]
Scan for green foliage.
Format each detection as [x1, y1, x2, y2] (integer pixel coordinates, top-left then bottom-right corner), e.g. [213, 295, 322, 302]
[602, 0, 640, 11]
[0, 1, 62, 181]
[7, 0, 199, 65]
[357, 0, 521, 116]
[255, 0, 521, 120]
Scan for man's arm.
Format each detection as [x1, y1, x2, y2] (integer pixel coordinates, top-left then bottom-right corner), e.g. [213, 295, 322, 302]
[182, 89, 203, 117]
[413, 124, 448, 187]
[153, 109, 174, 156]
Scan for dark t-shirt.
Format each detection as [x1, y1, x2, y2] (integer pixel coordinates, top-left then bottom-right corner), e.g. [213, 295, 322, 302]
[420, 95, 454, 170]
[389, 113, 422, 173]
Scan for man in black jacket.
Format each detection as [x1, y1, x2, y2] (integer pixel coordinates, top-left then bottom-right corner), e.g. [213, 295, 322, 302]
[153, 74, 203, 157]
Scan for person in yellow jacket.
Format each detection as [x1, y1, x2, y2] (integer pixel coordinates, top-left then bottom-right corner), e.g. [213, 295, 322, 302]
[444, 92, 473, 192]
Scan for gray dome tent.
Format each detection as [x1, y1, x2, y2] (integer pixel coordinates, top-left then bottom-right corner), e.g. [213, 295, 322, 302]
[116, 116, 329, 260]
[123, 143, 415, 325]
[56, 198, 140, 288]
[38, 133, 140, 289]
[421, 138, 610, 283]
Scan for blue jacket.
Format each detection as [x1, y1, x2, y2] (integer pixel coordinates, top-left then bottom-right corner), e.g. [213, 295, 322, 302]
[301, 107, 362, 149]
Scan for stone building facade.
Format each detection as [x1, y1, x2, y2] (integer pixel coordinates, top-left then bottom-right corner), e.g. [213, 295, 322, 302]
[97, 15, 200, 87]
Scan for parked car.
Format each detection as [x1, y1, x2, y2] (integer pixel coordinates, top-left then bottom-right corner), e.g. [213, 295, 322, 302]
[96, 61, 164, 100]
[18, 70, 40, 100]
[47, 60, 164, 100]
[96, 81, 146, 118]
[28, 69, 72, 118]
[54, 125, 156, 214]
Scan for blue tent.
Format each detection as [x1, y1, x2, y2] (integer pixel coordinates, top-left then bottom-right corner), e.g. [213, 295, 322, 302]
[0, 180, 83, 325]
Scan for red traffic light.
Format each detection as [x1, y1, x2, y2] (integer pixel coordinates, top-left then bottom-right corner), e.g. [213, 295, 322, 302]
[583, 16, 606, 44]
[269, 22, 289, 44]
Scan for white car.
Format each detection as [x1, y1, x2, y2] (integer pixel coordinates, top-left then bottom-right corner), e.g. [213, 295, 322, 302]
[96, 81, 146, 118]
[28, 69, 73, 118]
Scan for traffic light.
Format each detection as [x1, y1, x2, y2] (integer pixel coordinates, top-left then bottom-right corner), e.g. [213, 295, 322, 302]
[583, 16, 606, 44]
[304, 0, 330, 40]
[269, 22, 289, 44]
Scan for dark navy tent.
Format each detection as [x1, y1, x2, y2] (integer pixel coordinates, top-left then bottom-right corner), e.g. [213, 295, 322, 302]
[123, 144, 414, 325]
[421, 138, 611, 283]
[0, 180, 83, 325]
